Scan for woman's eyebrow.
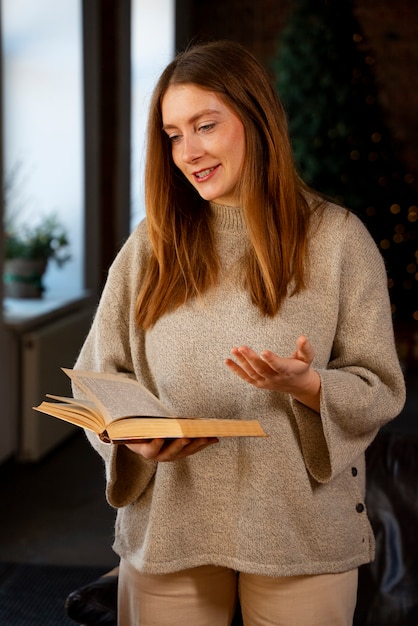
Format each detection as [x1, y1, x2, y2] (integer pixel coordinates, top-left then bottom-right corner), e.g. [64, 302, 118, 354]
[162, 109, 222, 131]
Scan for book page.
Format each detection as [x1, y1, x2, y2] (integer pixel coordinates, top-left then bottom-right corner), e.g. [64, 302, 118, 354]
[63, 369, 175, 425]
[34, 399, 103, 433]
[107, 417, 267, 440]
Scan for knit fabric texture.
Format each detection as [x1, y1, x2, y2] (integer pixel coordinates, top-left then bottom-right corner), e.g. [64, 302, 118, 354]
[75, 201, 405, 577]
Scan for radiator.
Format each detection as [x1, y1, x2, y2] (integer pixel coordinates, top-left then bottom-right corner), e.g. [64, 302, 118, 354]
[19, 307, 95, 461]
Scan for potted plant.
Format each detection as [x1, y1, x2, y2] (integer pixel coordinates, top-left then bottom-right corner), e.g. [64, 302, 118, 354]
[3, 163, 71, 298]
[4, 213, 71, 298]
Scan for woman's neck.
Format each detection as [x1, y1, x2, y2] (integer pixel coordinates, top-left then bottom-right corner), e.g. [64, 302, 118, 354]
[209, 202, 246, 231]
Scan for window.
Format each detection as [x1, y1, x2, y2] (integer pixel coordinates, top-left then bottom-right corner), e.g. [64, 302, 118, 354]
[2, 0, 84, 294]
[130, 0, 174, 229]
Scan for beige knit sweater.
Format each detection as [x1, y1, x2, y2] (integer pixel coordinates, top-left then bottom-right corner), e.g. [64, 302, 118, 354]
[75, 201, 405, 577]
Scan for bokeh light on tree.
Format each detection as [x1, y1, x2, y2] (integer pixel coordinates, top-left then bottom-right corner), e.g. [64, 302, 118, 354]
[271, 0, 417, 324]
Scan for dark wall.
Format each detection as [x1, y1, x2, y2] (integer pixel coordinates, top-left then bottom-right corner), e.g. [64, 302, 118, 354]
[185, 0, 418, 194]
[83, 0, 131, 294]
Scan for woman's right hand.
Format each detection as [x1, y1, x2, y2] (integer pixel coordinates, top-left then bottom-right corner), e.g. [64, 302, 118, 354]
[125, 437, 218, 462]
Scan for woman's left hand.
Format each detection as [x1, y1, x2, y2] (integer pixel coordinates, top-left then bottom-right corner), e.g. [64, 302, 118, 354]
[225, 335, 321, 413]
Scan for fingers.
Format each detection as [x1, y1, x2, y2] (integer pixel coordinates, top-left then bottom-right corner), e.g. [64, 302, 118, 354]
[226, 337, 316, 392]
[235, 335, 313, 369]
[225, 346, 271, 386]
[293, 335, 314, 365]
[125, 438, 166, 459]
[126, 437, 218, 462]
[155, 437, 218, 462]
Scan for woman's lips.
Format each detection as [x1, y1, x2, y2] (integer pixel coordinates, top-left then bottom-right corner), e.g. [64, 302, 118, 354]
[193, 165, 219, 181]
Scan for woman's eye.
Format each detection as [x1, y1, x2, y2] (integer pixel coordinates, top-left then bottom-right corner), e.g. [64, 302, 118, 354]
[168, 134, 181, 143]
[199, 123, 215, 133]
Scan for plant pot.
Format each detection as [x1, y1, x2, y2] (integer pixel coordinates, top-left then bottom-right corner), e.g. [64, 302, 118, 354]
[3, 258, 48, 298]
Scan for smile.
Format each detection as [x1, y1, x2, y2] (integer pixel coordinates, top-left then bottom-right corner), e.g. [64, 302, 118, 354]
[194, 166, 218, 180]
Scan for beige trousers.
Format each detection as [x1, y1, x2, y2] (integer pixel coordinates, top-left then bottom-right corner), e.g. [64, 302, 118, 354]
[118, 559, 358, 626]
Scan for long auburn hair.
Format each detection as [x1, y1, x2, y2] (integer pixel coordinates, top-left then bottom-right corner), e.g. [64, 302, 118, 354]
[136, 40, 317, 329]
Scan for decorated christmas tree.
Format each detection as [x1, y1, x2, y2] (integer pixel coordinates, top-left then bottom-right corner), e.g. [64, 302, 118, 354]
[271, 0, 417, 324]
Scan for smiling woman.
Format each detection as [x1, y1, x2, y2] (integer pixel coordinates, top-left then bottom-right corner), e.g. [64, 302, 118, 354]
[72, 40, 405, 626]
[161, 85, 246, 207]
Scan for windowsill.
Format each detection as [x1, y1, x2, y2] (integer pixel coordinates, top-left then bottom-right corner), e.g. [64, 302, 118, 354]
[2, 289, 94, 332]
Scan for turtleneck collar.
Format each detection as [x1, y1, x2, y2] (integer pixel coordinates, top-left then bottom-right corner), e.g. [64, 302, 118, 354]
[209, 202, 246, 232]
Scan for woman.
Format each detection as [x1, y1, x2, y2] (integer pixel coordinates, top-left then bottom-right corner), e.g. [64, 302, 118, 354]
[74, 40, 405, 625]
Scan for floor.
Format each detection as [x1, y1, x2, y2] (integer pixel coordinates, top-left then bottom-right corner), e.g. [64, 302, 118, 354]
[0, 431, 119, 570]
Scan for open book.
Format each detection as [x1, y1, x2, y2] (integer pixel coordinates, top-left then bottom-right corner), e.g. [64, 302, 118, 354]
[33, 369, 267, 443]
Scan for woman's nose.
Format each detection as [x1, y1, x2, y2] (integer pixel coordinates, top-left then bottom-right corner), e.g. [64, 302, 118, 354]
[181, 134, 203, 163]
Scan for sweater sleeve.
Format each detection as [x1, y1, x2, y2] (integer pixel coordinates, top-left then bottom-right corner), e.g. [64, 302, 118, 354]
[292, 212, 406, 484]
[73, 225, 158, 507]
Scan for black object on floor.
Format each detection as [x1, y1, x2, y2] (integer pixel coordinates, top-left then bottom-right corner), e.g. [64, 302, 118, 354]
[0, 562, 109, 626]
[65, 569, 118, 626]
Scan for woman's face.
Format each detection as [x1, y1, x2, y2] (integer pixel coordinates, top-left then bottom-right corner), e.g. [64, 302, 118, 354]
[161, 83, 246, 207]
